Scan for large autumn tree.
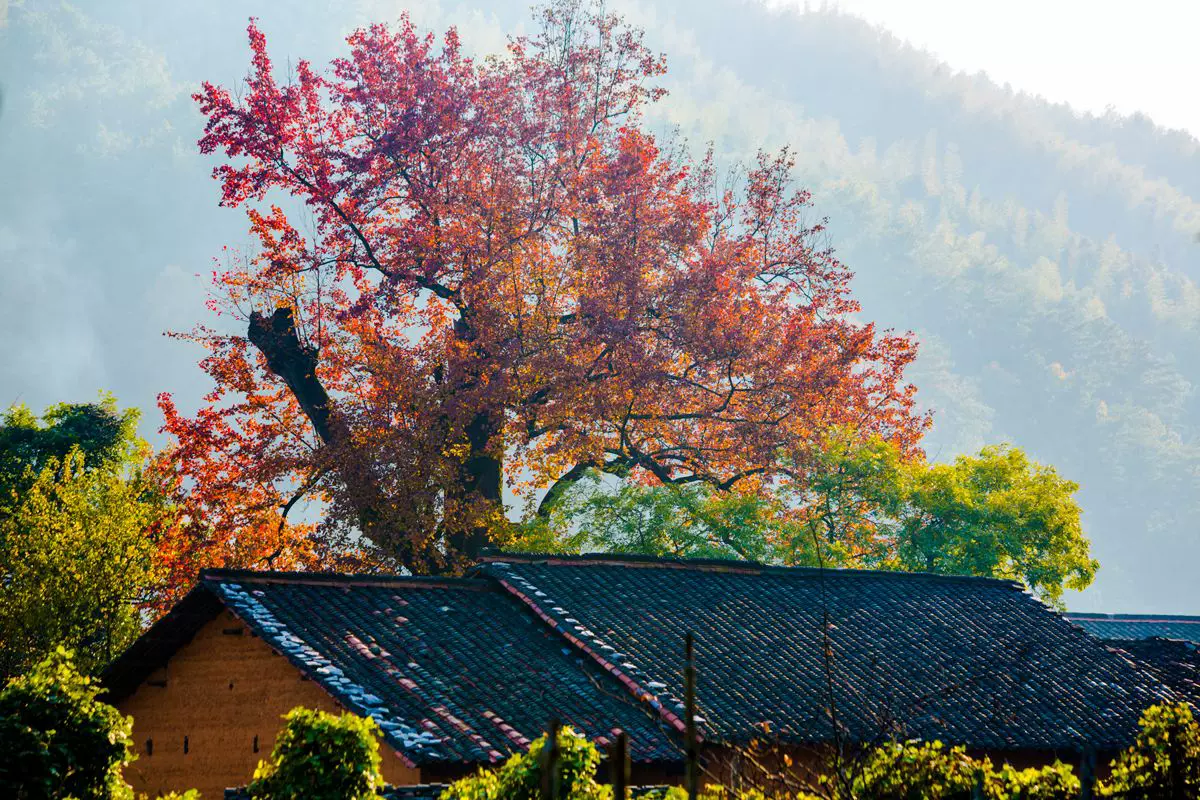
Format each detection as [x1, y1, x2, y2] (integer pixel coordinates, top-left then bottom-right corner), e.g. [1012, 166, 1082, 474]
[161, 0, 925, 579]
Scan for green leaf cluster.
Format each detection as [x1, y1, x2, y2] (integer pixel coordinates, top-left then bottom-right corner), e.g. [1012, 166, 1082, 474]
[443, 726, 612, 800]
[1101, 702, 1200, 797]
[0, 396, 170, 678]
[823, 741, 1080, 799]
[535, 430, 1096, 605]
[0, 646, 136, 800]
[528, 479, 788, 564]
[0, 394, 142, 496]
[247, 707, 384, 800]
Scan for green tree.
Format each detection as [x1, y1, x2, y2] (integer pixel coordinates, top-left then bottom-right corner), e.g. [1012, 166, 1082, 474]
[0, 647, 135, 800]
[0, 395, 170, 678]
[531, 479, 792, 563]
[891, 443, 1096, 605]
[247, 707, 383, 800]
[539, 430, 1096, 605]
[0, 394, 141, 499]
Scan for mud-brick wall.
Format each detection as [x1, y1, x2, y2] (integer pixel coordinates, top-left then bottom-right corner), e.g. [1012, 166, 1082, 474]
[117, 610, 420, 799]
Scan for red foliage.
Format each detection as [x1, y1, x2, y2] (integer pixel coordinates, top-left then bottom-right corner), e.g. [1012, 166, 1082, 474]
[159, 1, 927, 586]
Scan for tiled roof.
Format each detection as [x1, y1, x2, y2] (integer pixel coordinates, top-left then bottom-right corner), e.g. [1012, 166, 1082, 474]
[108, 570, 680, 766]
[1067, 613, 1200, 644]
[476, 554, 1178, 751]
[1104, 638, 1200, 707]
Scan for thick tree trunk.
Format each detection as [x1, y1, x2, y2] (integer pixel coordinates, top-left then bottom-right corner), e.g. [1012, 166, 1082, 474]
[247, 308, 332, 441]
[247, 307, 420, 569]
[450, 410, 503, 561]
[249, 306, 508, 570]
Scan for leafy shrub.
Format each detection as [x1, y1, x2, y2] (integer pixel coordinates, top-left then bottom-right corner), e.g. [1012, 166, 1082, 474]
[247, 707, 383, 800]
[995, 762, 1080, 799]
[0, 646, 135, 800]
[443, 725, 612, 800]
[848, 741, 988, 799]
[1101, 702, 1200, 798]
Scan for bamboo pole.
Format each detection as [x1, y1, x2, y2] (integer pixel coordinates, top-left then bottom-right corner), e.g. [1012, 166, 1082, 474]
[1080, 744, 1095, 800]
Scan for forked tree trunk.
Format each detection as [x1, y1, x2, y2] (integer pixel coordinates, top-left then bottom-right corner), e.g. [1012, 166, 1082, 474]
[248, 306, 503, 571]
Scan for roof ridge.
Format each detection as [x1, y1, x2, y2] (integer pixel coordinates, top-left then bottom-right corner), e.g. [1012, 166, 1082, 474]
[199, 567, 492, 591]
[1067, 612, 1200, 623]
[487, 571, 692, 739]
[479, 552, 1027, 590]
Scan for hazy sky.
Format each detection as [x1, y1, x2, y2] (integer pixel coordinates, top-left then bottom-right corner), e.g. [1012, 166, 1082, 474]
[810, 0, 1200, 139]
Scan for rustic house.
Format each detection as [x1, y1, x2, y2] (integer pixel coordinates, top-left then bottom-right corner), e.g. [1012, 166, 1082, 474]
[103, 554, 1185, 798]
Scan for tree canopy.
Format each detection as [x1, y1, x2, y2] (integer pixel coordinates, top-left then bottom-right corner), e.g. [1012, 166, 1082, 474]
[542, 433, 1095, 604]
[248, 707, 384, 800]
[0, 394, 140, 499]
[0, 397, 170, 677]
[161, 0, 925, 580]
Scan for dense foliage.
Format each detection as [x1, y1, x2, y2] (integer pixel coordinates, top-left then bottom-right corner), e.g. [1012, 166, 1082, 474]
[444, 725, 611, 800]
[1102, 702, 1200, 798]
[0, 647, 135, 800]
[160, 0, 927, 583]
[0, 396, 140, 493]
[0, 397, 170, 678]
[536, 433, 1094, 603]
[247, 706, 384, 800]
[442, 729, 1095, 800]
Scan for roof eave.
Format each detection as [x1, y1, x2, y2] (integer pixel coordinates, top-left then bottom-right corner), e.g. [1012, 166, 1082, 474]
[99, 583, 226, 704]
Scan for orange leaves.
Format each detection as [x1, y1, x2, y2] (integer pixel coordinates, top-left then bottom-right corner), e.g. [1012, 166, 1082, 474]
[166, 0, 929, 574]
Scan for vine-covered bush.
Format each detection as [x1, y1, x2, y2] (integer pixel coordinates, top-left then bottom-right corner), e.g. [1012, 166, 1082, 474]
[443, 726, 612, 800]
[247, 707, 383, 800]
[0, 647, 136, 800]
[1101, 702, 1200, 798]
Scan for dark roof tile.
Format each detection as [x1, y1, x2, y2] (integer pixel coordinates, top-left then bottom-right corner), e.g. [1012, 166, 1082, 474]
[1103, 638, 1200, 707]
[1067, 613, 1200, 644]
[478, 554, 1177, 751]
[192, 570, 680, 765]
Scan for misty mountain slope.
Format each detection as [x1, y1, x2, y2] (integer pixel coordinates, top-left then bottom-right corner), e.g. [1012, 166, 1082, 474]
[3, 0, 1198, 610]
[645, 0, 1200, 273]
[613, 0, 1200, 608]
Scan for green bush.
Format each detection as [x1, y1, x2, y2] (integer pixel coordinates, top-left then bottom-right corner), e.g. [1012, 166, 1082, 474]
[247, 707, 383, 800]
[848, 741, 988, 799]
[443, 726, 612, 800]
[0, 646, 135, 800]
[1101, 702, 1200, 798]
[995, 762, 1080, 799]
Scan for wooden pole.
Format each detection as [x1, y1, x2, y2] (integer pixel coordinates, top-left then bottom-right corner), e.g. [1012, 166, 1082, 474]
[1079, 744, 1096, 800]
[970, 770, 985, 800]
[685, 632, 699, 800]
[1168, 714, 1185, 800]
[609, 730, 630, 800]
[540, 718, 561, 800]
